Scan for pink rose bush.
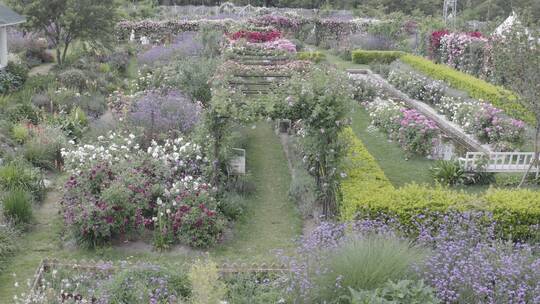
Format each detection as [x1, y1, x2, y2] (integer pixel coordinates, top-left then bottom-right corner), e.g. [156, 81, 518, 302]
[225, 29, 297, 58]
[439, 97, 525, 150]
[365, 98, 440, 156]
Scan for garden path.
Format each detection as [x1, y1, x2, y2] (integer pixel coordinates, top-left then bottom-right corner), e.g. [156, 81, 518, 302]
[0, 180, 62, 301]
[214, 122, 302, 259]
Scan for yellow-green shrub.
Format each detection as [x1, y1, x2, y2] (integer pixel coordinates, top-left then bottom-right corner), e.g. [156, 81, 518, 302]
[351, 50, 404, 64]
[297, 51, 326, 63]
[340, 128, 393, 221]
[484, 189, 540, 241]
[341, 130, 540, 240]
[400, 54, 535, 124]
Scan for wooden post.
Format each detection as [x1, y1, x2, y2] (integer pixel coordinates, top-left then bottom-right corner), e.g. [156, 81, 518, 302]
[0, 26, 8, 68]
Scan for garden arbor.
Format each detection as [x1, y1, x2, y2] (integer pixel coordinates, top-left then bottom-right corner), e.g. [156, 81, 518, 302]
[0, 4, 25, 68]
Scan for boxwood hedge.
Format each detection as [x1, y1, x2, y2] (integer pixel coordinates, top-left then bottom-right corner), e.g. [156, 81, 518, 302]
[341, 128, 540, 241]
[400, 54, 535, 125]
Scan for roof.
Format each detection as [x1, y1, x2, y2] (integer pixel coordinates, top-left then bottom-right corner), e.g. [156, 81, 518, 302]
[0, 4, 25, 27]
[494, 11, 519, 36]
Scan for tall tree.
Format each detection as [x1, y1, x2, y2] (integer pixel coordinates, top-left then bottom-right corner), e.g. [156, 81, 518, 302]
[8, 0, 119, 65]
[493, 24, 540, 185]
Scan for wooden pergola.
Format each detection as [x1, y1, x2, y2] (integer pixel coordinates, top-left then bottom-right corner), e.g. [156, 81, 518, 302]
[0, 4, 25, 68]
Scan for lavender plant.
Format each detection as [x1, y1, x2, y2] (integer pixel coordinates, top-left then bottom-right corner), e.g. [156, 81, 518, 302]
[281, 212, 540, 304]
[129, 89, 202, 138]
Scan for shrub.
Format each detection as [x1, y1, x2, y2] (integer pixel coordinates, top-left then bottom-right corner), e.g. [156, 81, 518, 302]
[5, 102, 39, 124]
[430, 160, 465, 186]
[218, 192, 248, 221]
[313, 235, 425, 302]
[189, 259, 226, 304]
[129, 89, 202, 138]
[340, 130, 540, 241]
[176, 204, 225, 248]
[225, 273, 283, 304]
[24, 126, 67, 170]
[351, 50, 404, 64]
[96, 267, 191, 302]
[484, 189, 540, 241]
[340, 128, 394, 221]
[2, 188, 33, 224]
[11, 123, 30, 144]
[0, 70, 24, 94]
[57, 68, 88, 92]
[297, 51, 325, 63]
[400, 54, 534, 124]
[6, 62, 29, 84]
[0, 161, 45, 201]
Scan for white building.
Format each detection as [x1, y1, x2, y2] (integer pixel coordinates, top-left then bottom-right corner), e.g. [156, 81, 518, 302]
[0, 4, 25, 68]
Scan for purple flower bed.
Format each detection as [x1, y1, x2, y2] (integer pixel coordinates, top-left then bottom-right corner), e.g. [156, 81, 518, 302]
[281, 212, 540, 303]
[137, 32, 202, 65]
[129, 89, 202, 135]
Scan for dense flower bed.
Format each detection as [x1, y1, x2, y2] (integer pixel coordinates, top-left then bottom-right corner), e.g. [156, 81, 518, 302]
[401, 54, 534, 124]
[439, 32, 488, 77]
[229, 29, 281, 42]
[283, 214, 540, 303]
[60, 132, 223, 248]
[364, 98, 440, 156]
[387, 69, 526, 150]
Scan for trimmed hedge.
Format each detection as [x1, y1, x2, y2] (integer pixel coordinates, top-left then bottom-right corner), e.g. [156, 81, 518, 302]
[341, 129, 540, 241]
[484, 189, 540, 241]
[351, 50, 404, 64]
[297, 51, 326, 63]
[340, 128, 394, 220]
[400, 54, 535, 125]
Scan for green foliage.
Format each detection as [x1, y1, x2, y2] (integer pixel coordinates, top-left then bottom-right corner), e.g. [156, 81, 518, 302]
[57, 68, 88, 92]
[0, 69, 24, 94]
[97, 267, 191, 302]
[225, 273, 283, 303]
[169, 57, 219, 106]
[401, 54, 535, 124]
[218, 192, 248, 221]
[297, 51, 326, 63]
[351, 50, 404, 64]
[275, 66, 352, 216]
[2, 188, 33, 225]
[314, 235, 425, 302]
[341, 131, 540, 241]
[11, 0, 120, 65]
[340, 127, 394, 220]
[348, 280, 440, 304]
[189, 259, 226, 304]
[0, 224, 18, 271]
[11, 123, 30, 144]
[23, 126, 67, 170]
[484, 189, 540, 241]
[6, 62, 29, 85]
[0, 160, 45, 201]
[5, 101, 39, 124]
[430, 160, 465, 186]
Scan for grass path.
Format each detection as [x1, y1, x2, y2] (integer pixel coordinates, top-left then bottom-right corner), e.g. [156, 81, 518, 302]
[350, 94, 435, 187]
[214, 122, 302, 259]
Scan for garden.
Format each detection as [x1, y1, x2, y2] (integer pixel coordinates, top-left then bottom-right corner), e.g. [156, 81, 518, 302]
[0, 1, 538, 303]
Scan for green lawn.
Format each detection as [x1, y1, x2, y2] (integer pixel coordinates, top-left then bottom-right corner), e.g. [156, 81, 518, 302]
[350, 104, 435, 187]
[317, 49, 369, 70]
[0, 122, 302, 300]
